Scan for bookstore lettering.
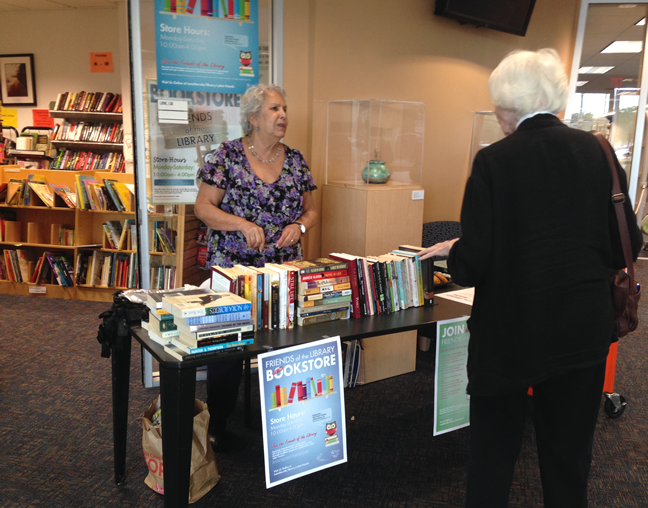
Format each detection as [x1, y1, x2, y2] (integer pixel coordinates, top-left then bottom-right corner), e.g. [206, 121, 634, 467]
[265, 354, 337, 381]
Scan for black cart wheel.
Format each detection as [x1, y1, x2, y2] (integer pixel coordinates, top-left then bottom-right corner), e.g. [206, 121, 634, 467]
[604, 394, 627, 418]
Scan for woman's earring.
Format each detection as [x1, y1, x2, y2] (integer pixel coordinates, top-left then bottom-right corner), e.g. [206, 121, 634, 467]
[254, 126, 260, 130]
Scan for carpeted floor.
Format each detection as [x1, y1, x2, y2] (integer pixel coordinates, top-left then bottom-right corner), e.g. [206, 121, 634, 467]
[1, 263, 647, 508]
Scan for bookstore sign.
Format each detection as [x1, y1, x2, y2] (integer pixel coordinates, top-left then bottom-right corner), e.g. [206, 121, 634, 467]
[258, 337, 348, 488]
[146, 79, 241, 204]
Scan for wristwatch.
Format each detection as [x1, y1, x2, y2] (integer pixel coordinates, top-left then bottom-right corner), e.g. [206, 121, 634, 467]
[293, 221, 306, 235]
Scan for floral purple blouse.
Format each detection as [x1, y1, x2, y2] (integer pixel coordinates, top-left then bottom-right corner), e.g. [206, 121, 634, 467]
[198, 138, 317, 268]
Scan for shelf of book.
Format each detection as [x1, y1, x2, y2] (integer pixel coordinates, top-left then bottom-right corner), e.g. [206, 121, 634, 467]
[7, 149, 53, 160]
[50, 140, 124, 152]
[49, 110, 123, 123]
[49, 96, 125, 173]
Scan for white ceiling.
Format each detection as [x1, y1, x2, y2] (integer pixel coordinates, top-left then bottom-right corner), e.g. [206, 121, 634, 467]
[0, 0, 119, 11]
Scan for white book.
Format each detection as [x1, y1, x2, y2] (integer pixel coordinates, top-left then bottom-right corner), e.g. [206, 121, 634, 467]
[265, 263, 288, 329]
[256, 266, 277, 330]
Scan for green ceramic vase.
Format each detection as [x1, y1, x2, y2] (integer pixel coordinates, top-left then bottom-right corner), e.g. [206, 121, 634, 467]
[361, 159, 391, 184]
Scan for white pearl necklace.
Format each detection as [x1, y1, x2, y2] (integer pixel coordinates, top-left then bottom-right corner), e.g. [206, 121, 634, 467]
[248, 137, 281, 163]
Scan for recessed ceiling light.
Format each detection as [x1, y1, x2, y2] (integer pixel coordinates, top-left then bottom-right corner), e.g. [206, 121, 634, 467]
[577, 81, 589, 86]
[601, 41, 643, 53]
[636, 17, 646, 25]
[579, 66, 615, 74]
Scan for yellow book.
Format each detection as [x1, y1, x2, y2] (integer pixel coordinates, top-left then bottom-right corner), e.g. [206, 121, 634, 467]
[28, 182, 55, 208]
[112, 181, 133, 211]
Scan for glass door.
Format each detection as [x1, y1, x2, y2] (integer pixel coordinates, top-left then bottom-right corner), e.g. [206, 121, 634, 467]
[566, 1, 648, 214]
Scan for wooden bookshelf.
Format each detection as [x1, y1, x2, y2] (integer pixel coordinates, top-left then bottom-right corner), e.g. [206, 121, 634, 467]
[0, 166, 186, 302]
[49, 101, 124, 171]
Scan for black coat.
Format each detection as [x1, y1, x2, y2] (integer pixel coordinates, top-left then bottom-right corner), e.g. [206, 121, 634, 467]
[448, 114, 642, 396]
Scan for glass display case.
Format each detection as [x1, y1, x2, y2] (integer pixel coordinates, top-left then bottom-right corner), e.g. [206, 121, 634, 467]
[470, 111, 504, 164]
[326, 100, 425, 188]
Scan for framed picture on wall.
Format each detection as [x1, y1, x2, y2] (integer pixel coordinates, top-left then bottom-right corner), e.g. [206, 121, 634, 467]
[0, 54, 36, 106]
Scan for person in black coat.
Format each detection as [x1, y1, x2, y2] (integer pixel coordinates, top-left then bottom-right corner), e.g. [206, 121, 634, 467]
[419, 48, 642, 508]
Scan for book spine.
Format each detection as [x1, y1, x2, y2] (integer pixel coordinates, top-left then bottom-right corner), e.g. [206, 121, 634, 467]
[271, 281, 279, 329]
[293, 262, 348, 275]
[356, 258, 367, 317]
[287, 269, 295, 328]
[192, 330, 255, 347]
[183, 310, 252, 326]
[194, 327, 255, 341]
[179, 345, 245, 361]
[298, 304, 351, 318]
[300, 269, 348, 282]
[187, 338, 253, 355]
[300, 289, 352, 302]
[297, 308, 350, 326]
[297, 276, 351, 288]
[180, 319, 254, 333]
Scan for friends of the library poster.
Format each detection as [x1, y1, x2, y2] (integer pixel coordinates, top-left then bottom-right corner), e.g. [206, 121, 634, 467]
[194, 83, 318, 451]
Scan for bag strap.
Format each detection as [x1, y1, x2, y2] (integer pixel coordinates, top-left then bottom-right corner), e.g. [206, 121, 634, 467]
[592, 132, 635, 282]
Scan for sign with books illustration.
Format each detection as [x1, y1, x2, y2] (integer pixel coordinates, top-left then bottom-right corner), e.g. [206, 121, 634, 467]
[153, 0, 259, 95]
[258, 337, 347, 488]
[433, 316, 471, 436]
[146, 79, 242, 204]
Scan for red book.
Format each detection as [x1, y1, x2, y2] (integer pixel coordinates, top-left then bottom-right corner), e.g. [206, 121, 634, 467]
[297, 381, 303, 401]
[275, 385, 281, 407]
[288, 382, 297, 404]
[300, 269, 348, 282]
[317, 378, 322, 395]
[328, 254, 362, 318]
[227, 0, 234, 18]
[186, 0, 197, 13]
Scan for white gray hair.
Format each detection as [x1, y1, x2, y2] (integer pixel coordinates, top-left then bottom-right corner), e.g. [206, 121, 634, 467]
[240, 84, 288, 136]
[488, 48, 568, 119]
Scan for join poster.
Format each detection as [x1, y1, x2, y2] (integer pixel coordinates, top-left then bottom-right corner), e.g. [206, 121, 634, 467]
[154, 0, 259, 94]
[433, 317, 471, 436]
[258, 337, 347, 488]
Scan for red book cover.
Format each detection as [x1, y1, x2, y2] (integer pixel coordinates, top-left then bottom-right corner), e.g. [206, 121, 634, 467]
[286, 267, 296, 328]
[317, 378, 322, 395]
[328, 254, 362, 318]
[275, 385, 281, 407]
[300, 269, 348, 282]
[186, 0, 197, 13]
[288, 382, 297, 404]
[228, 0, 234, 18]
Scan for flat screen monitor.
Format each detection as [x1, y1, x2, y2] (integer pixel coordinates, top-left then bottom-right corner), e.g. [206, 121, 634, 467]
[434, 0, 536, 37]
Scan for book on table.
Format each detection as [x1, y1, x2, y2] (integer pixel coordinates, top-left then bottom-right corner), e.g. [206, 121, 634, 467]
[175, 329, 256, 350]
[161, 289, 252, 319]
[146, 287, 213, 309]
[163, 342, 247, 362]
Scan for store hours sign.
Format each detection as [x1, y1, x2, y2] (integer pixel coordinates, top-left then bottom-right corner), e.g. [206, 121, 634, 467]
[154, 0, 259, 94]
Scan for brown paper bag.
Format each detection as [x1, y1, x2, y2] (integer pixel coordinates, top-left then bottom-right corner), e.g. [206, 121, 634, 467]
[141, 396, 220, 503]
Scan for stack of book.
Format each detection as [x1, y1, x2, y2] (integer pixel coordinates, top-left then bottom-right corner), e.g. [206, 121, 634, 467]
[285, 258, 352, 327]
[211, 263, 298, 330]
[142, 288, 255, 362]
[328, 248, 433, 319]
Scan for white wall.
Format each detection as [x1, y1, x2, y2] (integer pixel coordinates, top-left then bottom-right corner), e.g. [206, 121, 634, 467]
[0, 8, 122, 130]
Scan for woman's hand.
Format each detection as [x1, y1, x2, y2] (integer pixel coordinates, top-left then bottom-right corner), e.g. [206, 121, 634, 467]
[276, 223, 302, 249]
[417, 238, 460, 261]
[241, 221, 267, 251]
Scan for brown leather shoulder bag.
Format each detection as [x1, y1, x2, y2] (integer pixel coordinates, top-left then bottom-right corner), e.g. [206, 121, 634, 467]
[593, 132, 640, 337]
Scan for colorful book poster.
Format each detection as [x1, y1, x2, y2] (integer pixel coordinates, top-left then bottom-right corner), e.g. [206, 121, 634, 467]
[258, 337, 347, 488]
[154, 0, 259, 94]
[433, 316, 471, 436]
[146, 79, 242, 204]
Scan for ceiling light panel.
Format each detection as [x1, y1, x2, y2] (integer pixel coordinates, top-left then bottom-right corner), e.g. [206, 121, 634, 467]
[601, 40, 643, 53]
[579, 66, 615, 74]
